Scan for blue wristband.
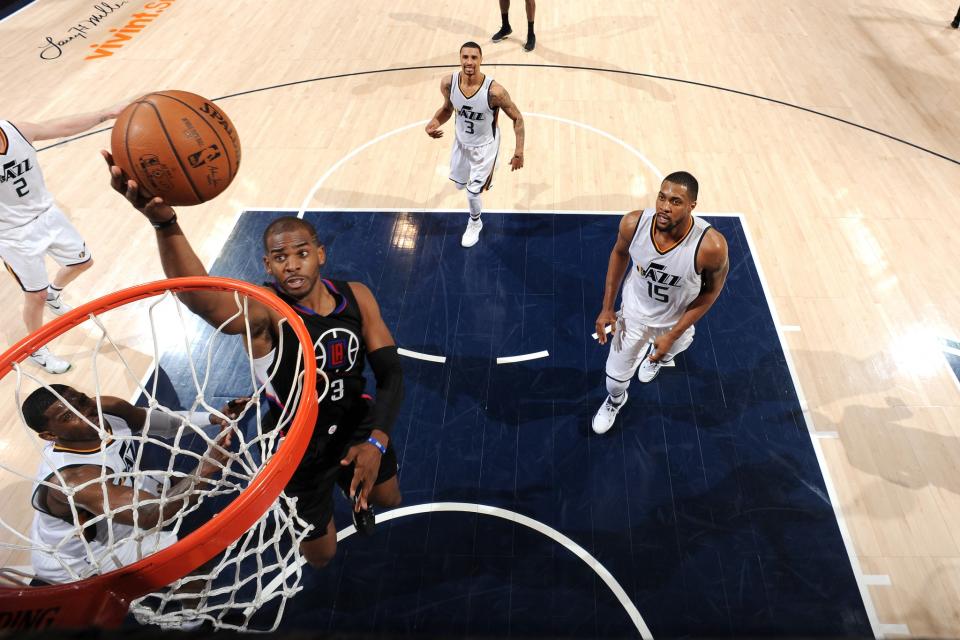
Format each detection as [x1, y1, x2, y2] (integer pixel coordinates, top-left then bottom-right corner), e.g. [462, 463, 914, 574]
[367, 436, 387, 455]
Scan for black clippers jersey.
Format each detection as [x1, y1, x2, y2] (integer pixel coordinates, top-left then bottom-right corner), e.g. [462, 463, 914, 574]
[267, 279, 368, 437]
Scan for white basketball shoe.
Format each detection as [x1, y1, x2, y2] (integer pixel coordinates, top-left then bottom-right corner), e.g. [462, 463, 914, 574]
[45, 290, 72, 316]
[592, 391, 628, 434]
[461, 217, 483, 247]
[30, 347, 72, 374]
[637, 344, 666, 383]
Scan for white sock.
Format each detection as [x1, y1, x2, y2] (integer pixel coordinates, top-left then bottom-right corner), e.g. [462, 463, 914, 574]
[467, 192, 482, 220]
[46, 286, 62, 302]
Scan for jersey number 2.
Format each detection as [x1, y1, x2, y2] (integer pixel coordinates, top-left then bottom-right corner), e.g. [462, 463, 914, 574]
[13, 177, 28, 197]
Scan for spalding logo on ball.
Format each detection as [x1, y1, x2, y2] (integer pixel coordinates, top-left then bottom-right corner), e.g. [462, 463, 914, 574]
[111, 90, 241, 206]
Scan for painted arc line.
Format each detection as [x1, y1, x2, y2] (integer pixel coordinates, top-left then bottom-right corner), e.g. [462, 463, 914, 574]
[943, 346, 960, 358]
[863, 574, 892, 586]
[591, 325, 614, 340]
[781, 325, 801, 332]
[251, 502, 653, 638]
[397, 347, 446, 364]
[496, 350, 550, 364]
[813, 431, 840, 439]
[296, 113, 664, 217]
[738, 214, 881, 636]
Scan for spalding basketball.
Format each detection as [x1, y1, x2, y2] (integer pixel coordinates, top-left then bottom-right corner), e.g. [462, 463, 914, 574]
[111, 90, 241, 206]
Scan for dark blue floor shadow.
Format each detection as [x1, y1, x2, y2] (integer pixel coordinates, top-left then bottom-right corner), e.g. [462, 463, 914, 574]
[145, 210, 871, 637]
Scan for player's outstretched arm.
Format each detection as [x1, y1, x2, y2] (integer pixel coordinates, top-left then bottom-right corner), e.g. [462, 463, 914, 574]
[490, 82, 524, 170]
[102, 150, 273, 342]
[425, 76, 454, 138]
[51, 432, 230, 530]
[596, 210, 641, 345]
[15, 100, 129, 143]
[648, 228, 730, 362]
[340, 282, 404, 511]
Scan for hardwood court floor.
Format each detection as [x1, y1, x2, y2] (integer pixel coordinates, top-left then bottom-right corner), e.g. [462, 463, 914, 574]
[1, 0, 959, 635]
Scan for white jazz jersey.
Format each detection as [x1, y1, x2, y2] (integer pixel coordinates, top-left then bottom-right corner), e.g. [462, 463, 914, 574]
[0, 120, 55, 231]
[450, 72, 499, 148]
[29, 414, 150, 582]
[621, 208, 713, 327]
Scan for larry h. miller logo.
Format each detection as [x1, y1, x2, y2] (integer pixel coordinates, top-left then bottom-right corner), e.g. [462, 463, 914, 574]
[38, 1, 178, 61]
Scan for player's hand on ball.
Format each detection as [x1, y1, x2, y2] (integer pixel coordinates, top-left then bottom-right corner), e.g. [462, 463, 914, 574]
[102, 150, 175, 224]
[510, 151, 524, 171]
[425, 122, 444, 138]
[595, 309, 618, 345]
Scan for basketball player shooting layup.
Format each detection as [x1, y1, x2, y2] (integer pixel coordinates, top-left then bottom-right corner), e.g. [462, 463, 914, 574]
[102, 151, 404, 571]
[0, 102, 127, 374]
[425, 41, 525, 248]
[593, 172, 730, 435]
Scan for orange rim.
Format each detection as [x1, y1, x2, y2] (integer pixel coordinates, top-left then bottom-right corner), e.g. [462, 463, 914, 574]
[0, 276, 318, 629]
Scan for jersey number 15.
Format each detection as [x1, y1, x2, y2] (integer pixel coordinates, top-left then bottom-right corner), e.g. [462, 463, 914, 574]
[647, 281, 670, 303]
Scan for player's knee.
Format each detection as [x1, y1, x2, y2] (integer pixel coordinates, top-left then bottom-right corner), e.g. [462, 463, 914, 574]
[300, 540, 336, 569]
[25, 289, 48, 304]
[73, 258, 94, 272]
[376, 489, 402, 509]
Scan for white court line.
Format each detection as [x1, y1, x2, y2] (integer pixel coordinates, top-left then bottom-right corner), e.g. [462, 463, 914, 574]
[878, 623, 910, 637]
[397, 347, 446, 364]
[0, 0, 36, 24]
[253, 502, 653, 638]
[295, 113, 666, 216]
[591, 325, 614, 340]
[813, 431, 840, 439]
[781, 325, 802, 332]
[944, 345, 960, 358]
[496, 350, 549, 364]
[739, 215, 881, 637]
[863, 574, 892, 586]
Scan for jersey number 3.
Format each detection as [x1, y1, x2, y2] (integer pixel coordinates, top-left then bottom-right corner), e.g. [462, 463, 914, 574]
[330, 378, 345, 402]
[13, 177, 28, 198]
[464, 120, 475, 135]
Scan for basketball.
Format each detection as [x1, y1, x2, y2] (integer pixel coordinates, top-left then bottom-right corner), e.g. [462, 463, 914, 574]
[110, 90, 241, 206]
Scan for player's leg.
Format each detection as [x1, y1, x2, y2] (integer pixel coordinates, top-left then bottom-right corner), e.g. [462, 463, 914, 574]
[593, 315, 653, 434]
[461, 140, 498, 248]
[367, 444, 401, 509]
[44, 208, 93, 315]
[493, 0, 513, 41]
[286, 455, 341, 569]
[524, 0, 536, 51]
[299, 519, 338, 569]
[0, 236, 71, 373]
[636, 325, 695, 383]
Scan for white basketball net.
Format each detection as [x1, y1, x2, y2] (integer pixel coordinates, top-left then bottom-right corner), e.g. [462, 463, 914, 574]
[0, 289, 324, 632]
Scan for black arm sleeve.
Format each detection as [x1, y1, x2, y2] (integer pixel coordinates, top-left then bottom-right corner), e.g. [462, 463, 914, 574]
[360, 345, 404, 437]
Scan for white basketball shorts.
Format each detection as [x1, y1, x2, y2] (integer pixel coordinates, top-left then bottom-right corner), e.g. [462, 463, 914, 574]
[0, 207, 90, 292]
[449, 136, 500, 195]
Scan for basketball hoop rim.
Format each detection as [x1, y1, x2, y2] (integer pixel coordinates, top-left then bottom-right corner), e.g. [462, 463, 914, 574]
[0, 276, 318, 628]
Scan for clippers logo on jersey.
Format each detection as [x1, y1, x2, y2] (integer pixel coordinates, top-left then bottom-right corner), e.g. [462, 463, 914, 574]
[457, 105, 485, 122]
[638, 262, 682, 287]
[0, 158, 32, 184]
[314, 328, 360, 372]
